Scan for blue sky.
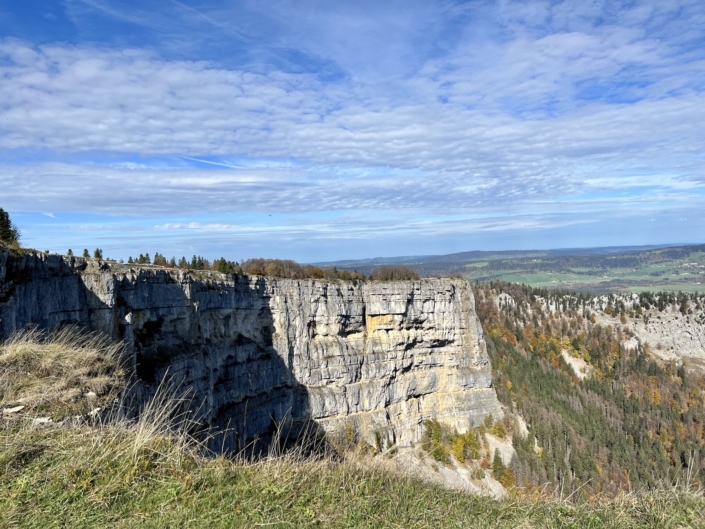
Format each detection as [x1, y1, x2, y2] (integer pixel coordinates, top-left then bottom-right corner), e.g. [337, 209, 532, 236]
[1, 0, 704, 262]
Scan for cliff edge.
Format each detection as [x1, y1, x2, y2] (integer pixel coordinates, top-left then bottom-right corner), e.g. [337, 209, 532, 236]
[0, 245, 502, 451]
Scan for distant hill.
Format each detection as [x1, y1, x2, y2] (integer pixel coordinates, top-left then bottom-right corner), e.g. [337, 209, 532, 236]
[316, 243, 705, 293]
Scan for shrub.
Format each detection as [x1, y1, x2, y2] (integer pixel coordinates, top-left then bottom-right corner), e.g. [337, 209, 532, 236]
[368, 266, 420, 281]
[240, 259, 365, 281]
[451, 436, 466, 462]
[489, 419, 506, 438]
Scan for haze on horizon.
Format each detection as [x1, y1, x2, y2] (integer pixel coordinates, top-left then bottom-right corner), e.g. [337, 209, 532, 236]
[1, 0, 704, 263]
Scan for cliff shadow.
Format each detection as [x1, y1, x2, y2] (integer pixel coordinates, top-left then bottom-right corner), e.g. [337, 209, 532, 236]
[96, 270, 323, 458]
[196, 276, 324, 457]
[0, 255, 325, 458]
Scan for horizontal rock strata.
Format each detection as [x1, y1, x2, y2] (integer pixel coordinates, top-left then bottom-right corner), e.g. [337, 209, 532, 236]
[0, 246, 502, 451]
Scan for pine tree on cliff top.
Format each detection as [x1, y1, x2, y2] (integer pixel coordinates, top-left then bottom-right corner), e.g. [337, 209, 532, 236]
[0, 208, 20, 244]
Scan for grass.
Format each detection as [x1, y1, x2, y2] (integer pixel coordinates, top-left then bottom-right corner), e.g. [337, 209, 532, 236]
[0, 327, 126, 421]
[2, 331, 705, 528]
[3, 424, 705, 528]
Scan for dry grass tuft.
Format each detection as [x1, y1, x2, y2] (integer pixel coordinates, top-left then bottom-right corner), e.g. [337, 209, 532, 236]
[1, 328, 205, 478]
[0, 326, 126, 420]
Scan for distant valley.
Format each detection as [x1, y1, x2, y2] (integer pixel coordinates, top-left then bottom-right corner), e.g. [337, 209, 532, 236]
[319, 243, 705, 293]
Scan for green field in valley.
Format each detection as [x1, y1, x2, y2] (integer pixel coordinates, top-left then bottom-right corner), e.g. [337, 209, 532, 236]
[328, 244, 705, 293]
[457, 247, 705, 293]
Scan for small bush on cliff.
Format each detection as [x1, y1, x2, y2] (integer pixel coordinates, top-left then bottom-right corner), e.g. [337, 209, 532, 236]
[423, 420, 483, 465]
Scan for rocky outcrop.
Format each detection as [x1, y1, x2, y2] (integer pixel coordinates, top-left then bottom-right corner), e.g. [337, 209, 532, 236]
[593, 299, 705, 371]
[0, 245, 502, 451]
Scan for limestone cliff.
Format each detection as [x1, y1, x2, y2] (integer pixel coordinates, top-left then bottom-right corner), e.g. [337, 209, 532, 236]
[0, 246, 502, 451]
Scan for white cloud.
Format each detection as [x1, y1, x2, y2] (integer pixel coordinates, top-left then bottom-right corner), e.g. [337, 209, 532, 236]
[0, 32, 702, 182]
[1, 0, 705, 257]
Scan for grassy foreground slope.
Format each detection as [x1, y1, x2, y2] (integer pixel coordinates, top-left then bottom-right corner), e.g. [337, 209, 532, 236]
[2, 332, 704, 528]
[3, 426, 705, 528]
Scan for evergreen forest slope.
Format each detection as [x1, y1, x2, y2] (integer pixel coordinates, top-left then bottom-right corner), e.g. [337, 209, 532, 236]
[473, 282, 705, 497]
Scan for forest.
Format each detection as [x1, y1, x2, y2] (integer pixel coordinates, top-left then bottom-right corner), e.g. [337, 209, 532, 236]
[473, 282, 705, 496]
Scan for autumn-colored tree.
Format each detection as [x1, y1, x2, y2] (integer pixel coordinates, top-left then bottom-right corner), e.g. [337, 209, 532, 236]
[369, 265, 420, 281]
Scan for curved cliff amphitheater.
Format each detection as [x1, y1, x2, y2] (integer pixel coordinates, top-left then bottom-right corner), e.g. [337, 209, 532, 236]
[0, 246, 501, 453]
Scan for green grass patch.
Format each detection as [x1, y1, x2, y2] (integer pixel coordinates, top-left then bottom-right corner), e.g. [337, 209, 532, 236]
[2, 425, 704, 528]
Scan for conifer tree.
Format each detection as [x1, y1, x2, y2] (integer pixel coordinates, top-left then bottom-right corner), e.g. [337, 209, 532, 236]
[67, 249, 73, 256]
[492, 449, 505, 481]
[82, 249, 90, 258]
[93, 248, 103, 259]
[0, 208, 20, 244]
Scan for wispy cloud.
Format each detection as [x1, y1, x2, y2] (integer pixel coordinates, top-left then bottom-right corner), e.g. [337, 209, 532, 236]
[0, 0, 704, 259]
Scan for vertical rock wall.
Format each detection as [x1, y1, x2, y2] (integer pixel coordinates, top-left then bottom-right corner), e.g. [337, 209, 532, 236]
[0, 246, 502, 450]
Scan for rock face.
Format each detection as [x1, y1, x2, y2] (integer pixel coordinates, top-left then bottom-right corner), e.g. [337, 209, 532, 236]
[594, 300, 705, 371]
[0, 246, 502, 451]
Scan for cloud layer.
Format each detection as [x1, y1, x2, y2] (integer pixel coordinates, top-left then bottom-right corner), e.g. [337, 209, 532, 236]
[0, 0, 704, 259]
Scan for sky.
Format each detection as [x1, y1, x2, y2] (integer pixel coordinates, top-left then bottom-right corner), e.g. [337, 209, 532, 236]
[0, 0, 704, 263]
